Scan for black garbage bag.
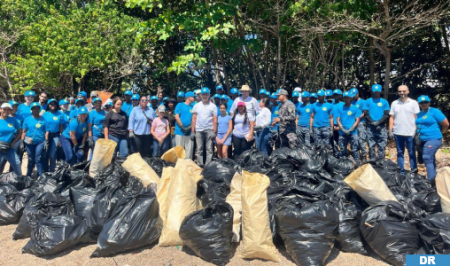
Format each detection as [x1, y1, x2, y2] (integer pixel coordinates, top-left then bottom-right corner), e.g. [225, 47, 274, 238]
[55, 170, 95, 198]
[71, 160, 90, 171]
[32, 173, 59, 193]
[0, 189, 35, 225]
[0, 182, 18, 195]
[122, 176, 144, 194]
[326, 155, 357, 176]
[144, 157, 175, 177]
[360, 201, 420, 266]
[275, 199, 339, 266]
[91, 187, 161, 257]
[269, 147, 311, 168]
[400, 174, 441, 214]
[70, 187, 100, 219]
[202, 159, 237, 185]
[0, 172, 33, 191]
[370, 159, 403, 187]
[179, 202, 233, 265]
[197, 179, 230, 206]
[13, 192, 74, 239]
[87, 186, 125, 235]
[94, 163, 128, 190]
[238, 148, 267, 167]
[418, 213, 450, 254]
[299, 145, 327, 173]
[22, 215, 94, 256]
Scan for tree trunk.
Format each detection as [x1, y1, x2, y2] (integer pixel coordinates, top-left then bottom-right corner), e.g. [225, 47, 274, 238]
[369, 40, 375, 85]
[384, 48, 391, 100]
[441, 21, 450, 55]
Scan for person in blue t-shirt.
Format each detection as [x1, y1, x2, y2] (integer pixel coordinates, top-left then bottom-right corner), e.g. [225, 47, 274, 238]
[42, 99, 63, 172]
[351, 88, 367, 161]
[363, 84, 390, 160]
[230, 87, 239, 101]
[0, 100, 25, 173]
[177, 91, 185, 103]
[17, 90, 36, 120]
[213, 94, 222, 114]
[87, 97, 106, 159]
[292, 91, 301, 110]
[310, 92, 318, 104]
[22, 102, 48, 176]
[61, 106, 88, 166]
[336, 92, 361, 162]
[174, 91, 195, 159]
[416, 96, 449, 180]
[331, 89, 344, 155]
[0, 103, 22, 175]
[311, 90, 333, 147]
[326, 89, 334, 104]
[69, 99, 86, 121]
[58, 99, 71, 130]
[216, 103, 232, 158]
[121, 90, 134, 117]
[296, 91, 312, 146]
[220, 95, 232, 114]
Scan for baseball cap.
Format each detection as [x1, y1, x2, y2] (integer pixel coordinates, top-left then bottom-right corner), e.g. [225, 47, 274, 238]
[213, 94, 221, 99]
[157, 105, 166, 113]
[90, 91, 98, 97]
[30, 102, 40, 109]
[418, 95, 431, 103]
[24, 91, 36, 97]
[310, 92, 318, 98]
[78, 107, 88, 115]
[325, 89, 333, 97]
[200, 87, 210, 94]
[270, 93, 278, 99]
[150, 96, 158, 101]
[230, 88, 239, 94]
[1, 103, 12, 109]
[259, 88, 267, 94]
[163, 96, 169, 101]
[301, 91, 310, 97]
[47, 99, 57, 105]
[78, 91, 87, 98]
[59, 99, 69, 106]
[276, 89, 288, 96]
[333, 89, 342, 95]
[294, 87, 302, 92]
[91, 97, 101, 104]
[343, 91, 352, 97]
[216, 85, 224, 91]
[372, 84, 382, 92]
[185, 91, 195, 98]
[68, 96, 75, 101]
[265, 91, 270, 96]
[75, 99, 85, 105]
[124, 90, 133, 96]
[8, 100, 18, 106]
[350, 88, 358, 97]
[317, 90, 325, 96]
[177, 91, 185, 97]
[237, 102, 246, 107]
[221, 95, 229, 100]
[132, 94, 140, 101]
[194, 89, 201, 95]
[292, 91, 300, 97]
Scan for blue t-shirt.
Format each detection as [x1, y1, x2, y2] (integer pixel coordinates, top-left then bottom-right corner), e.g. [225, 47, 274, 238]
[363, 98, 389, 122]
[62, 119, 88, 140]
[23, 116, 46, 144]
[352, 98, 366, 123]
[227, 99, 233, 111]
[17, 103, 32, 120]
[335, 104, 362, 135]
[332, 102, 344, 125]
[416, 107, 446, 141]
[218, 115, 232, 134]
[121, 102, 134, 117]
[43, 111, 62, 133]
[88, 109, 106, 137]
[9, 114, 24, 128]
[174, 103, 193, 136]
[0, 117, 21, 143]
[58, 110, 71, 129]
[312, 102, 333, 128]
[271, 103, 280, 131]
[69, 108, 79, 121]
[296, 103, 312, 127]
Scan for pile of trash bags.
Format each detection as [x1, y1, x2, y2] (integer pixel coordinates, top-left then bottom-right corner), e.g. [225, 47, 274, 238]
[0, 144, 450, 266]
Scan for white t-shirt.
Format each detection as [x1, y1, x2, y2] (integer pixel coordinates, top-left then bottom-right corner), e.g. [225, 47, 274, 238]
[192, 101, 217, 132]
[230, 96, 260, 117]
[256, 108, 272, 129]
[232, 112, 255, 138]
[389, 98, 420, 136]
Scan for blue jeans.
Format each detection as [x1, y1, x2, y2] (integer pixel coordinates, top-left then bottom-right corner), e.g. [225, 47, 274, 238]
[0, 148, 22, 175]
[109, 135, 129, 158]
[60, 137, 83, 166]
[255, 128, 271, 156]
[394, 135, 417, 173]
[89, 135, 101, 160]
[26, 142, 45, 177]
[44, 133, 60, 172]
[152, 137, 170, 157]
[421, 139, 442, 180]
[0, 139, 23, 173]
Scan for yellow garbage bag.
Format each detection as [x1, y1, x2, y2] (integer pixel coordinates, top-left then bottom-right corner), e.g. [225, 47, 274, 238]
[225, 172, 242, 242]
[344, 164, 397, 205]
[157, 167, 174, 225]
[436, 167, 450, 213]
[175, 158, 203, 180]
[122, 153, 160, 190]
[241, 171, 279, 262]
[161, 146, 186, 163]
[89, 139, 117, 177]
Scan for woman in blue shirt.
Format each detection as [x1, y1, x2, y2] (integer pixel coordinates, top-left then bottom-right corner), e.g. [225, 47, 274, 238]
[0, 101, 24, 173]
[87, 97, 106, 160]
[0, 103, 22, 175]
[128, 96, 155, 157]
[22, 102, 48, 176]
[216, 104, 232, 158]
[60, 106, 88, 166]
[59, 99, 71, 130]
[416, 96, 449, 180]
[43, 99, 63, 172]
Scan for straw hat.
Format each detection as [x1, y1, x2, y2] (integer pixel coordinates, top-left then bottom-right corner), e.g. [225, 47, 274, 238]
[240, 85, 251, 92]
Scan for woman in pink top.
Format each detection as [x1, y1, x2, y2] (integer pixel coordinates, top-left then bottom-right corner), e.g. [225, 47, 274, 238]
[151, 105, 170, 156]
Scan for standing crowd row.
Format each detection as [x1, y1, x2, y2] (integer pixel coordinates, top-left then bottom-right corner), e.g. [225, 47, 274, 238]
[0, 84, 448, 180]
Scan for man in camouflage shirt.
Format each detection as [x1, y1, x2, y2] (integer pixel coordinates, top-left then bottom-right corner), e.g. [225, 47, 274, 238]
[271, 89, 298, 148]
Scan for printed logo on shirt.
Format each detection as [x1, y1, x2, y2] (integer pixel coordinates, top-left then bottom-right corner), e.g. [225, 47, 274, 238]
[8, 123, 13, 128]
[275, 111, 279, 115]
[83, 127, 87, 132]
[36, 123, 41, 128]
[306, 109, 310, 113]
[322, 107, 327, 111]
[356, 105, 359, 108]
[347, 111, 352, 115]
[423, 116, 427, 119]
[53, 116, 58, 120]
[189, 109, 192, 113]
[377, 102, 382, 107]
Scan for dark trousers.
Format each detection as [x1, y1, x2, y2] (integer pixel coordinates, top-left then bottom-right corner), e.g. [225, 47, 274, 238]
[133, 134, 152, 157]
[232, 135, 254, 159]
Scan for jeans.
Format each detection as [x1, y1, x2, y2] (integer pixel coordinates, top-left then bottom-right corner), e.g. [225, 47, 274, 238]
[43, 133, 60, 172]
[26, 142, 45, 177]
[133, 134, 152, 158]
[338, 134, 360, 163]
[394, 135, 417, 173]
[366, 124, 387, 160]
[152, 136, 170, 157]
[195, 130, 215, 166]
[255, 128, 271, 156]
[356, 122, 368, 159]
[232, 135, 254, 159]
[0, 148, 22, 175]
[174, 134, 194, 159]
[60, 137, 83, 166]
[109, 135, 129, 158]
[0, 139, 23, 173]
[89, 135, 101, 160]
[296, 126, 310, 146]
[421, 139, 442, 180]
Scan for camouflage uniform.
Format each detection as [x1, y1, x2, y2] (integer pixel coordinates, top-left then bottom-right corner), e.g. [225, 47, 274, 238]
[313, 127, 331, 147]
[366, 124, 387, 160]
[296, 126, 310, 146]
[278, 100, 298, 148]
[338, 134, 360, 162]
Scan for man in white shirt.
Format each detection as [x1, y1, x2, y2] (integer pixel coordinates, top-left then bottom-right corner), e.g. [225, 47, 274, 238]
[229, 85, 260, 117]
[389, 85, 420, 174]
[191, 87, 217, 166]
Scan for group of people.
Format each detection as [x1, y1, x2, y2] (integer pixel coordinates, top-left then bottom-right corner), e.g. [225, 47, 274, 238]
[0, 83, 447, 180]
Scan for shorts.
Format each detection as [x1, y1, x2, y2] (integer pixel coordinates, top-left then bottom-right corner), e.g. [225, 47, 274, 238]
[215, 133, 231, 146]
